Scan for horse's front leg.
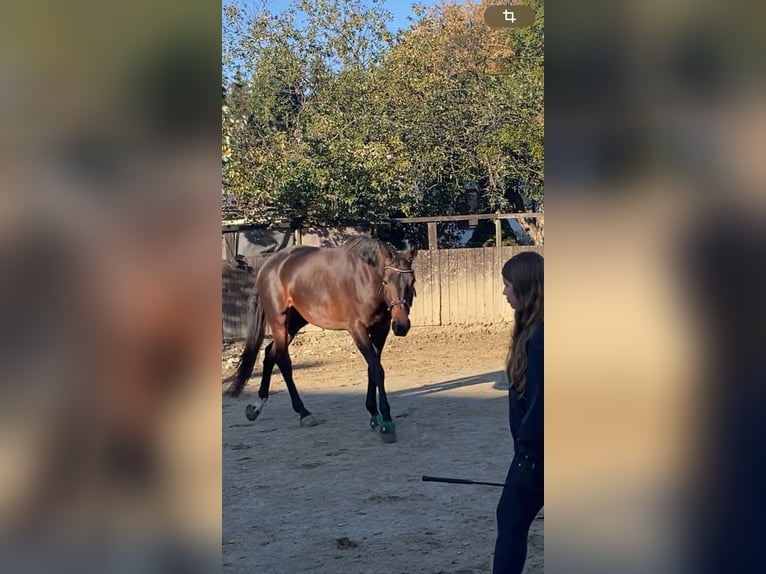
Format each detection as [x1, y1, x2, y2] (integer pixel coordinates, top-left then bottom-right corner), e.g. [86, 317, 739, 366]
[366, 373, 381, 430]
[350, 322, 396, 443]
[375, 359, 397, 443]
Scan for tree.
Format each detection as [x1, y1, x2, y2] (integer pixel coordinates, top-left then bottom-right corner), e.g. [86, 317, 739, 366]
[373, 0, 544, 214]
[222, 0, 544, 226]
[223, 0, 398, 223]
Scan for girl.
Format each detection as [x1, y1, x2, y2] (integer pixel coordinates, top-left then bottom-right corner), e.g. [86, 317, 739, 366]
[493, 251, 544, 574]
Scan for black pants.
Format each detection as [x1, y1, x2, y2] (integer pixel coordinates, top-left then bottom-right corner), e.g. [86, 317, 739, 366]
[492, 455, 544, 574]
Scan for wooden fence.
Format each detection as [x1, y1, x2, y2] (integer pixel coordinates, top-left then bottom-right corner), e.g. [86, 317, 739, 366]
[408, 245, 543, 326]
[222, 245, 543, 341]
[222, 213, 543, 256]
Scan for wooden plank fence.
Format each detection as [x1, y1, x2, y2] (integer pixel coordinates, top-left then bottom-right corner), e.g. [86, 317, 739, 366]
[222, 246, 543, 342]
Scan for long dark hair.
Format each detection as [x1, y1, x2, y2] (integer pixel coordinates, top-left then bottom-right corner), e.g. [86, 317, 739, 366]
[502, 251, 544, 396]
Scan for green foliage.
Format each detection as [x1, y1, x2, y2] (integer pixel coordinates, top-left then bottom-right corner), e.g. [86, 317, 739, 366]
[223, 0, 544, 225]
[465, 220, 518, 247]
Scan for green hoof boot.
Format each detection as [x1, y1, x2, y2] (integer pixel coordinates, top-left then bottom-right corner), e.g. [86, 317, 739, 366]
[380, 420, 397, 443]
[370, 414, 383, 430]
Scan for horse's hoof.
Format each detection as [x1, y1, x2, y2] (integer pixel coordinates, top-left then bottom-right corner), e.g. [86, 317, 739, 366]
[245, 404, 260, 421]
[300, 415, 318, 427]
[380, 430, 397, 443]
[380, 421, 397, 443]
[370, 414, 383, 430]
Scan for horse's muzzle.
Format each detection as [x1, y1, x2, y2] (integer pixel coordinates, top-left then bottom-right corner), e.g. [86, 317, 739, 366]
[392, 319, 410, 337]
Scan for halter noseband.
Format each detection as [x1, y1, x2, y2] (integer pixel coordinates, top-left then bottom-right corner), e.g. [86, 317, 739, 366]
[381, 265, 413, 311]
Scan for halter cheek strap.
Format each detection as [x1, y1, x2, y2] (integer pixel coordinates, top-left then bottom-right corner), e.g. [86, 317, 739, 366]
[381, 266, 413, 311]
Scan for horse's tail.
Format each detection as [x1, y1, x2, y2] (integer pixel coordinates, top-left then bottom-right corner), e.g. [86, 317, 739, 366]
[227, 288, 266, 397]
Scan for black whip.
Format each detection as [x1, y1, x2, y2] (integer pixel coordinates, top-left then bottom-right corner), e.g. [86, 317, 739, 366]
[421, 475, 505, 488]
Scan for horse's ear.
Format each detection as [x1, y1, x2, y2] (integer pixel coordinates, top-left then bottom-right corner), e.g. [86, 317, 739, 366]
[404, 247, 417, 263]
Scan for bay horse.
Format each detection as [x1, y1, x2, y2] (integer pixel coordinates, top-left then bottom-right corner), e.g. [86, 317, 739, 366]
[226, 235, 417, 443]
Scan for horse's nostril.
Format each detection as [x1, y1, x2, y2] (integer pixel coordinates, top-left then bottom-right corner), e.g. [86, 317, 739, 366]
[392, 321, 409, 336]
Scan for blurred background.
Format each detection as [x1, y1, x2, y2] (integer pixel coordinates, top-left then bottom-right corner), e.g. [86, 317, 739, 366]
[0, 1, 221, 572]
[1, 0, 765, 572]
[546, 0, 766, 572]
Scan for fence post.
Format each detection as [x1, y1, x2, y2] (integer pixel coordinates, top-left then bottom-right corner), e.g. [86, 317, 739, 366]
[427, 222, 438, 250]
[494, 217, 502, 247]
[224, 233, 237, 262]
[294, 227, 302, 246]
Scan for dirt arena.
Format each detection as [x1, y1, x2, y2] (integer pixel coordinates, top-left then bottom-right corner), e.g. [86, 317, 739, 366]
[222, 324, 543, 574]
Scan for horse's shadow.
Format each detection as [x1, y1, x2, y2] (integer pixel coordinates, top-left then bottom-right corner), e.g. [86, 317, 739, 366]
[391, 370, 508, 398]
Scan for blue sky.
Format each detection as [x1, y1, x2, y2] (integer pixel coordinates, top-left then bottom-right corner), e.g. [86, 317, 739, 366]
[225, 0, 426, 33]
[256, 0, 424, 31]
[223, 0, 440, 79]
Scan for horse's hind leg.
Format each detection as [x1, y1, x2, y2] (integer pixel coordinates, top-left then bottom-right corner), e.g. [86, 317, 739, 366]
[245, 342, 276, 421]
[246, 310, 308, 422]
[272, 310, 315, 426]
[259, 342, 277, 400]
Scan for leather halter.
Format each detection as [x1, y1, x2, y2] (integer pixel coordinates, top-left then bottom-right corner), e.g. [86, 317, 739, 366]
[384, 265, 414, 274]
[381, 265, 413, 311]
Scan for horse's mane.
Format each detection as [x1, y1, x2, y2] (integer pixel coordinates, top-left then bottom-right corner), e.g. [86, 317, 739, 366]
[342, 235, 394, 269]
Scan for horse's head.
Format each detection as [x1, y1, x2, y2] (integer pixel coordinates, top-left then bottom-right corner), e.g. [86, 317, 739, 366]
[382, 247, 417, 336]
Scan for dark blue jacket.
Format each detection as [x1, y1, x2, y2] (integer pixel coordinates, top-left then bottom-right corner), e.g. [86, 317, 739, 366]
[508, 321, 543, 459]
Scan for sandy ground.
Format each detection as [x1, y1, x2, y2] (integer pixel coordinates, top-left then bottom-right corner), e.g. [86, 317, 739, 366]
[222, 324, 543, 574]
